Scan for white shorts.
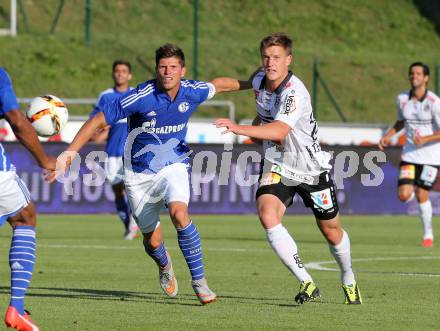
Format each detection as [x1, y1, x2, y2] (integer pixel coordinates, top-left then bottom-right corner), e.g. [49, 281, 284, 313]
[105, 156, 124, 185]
[0, 171, 31, 226]
[124, 163, 190, 234]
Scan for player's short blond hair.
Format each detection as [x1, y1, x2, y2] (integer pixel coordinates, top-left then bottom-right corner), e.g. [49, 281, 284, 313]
[260, 33, 293, 56]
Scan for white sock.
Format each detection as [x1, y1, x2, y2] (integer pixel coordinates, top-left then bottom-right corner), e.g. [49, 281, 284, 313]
[419, 200, 434, 240]
[329, 230, 355, 285]
[265, 224, 313, 283]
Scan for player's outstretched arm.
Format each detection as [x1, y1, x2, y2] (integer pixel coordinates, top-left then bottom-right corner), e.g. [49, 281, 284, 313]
[45, 112, 107, 183]
[5, 109, 56, 170]
[211, 77, 249, 93]
[215, 118, 290, 141]
[68, 111, 108, 153]
[89, 125, 110, 143]
[211, 67, 262, 93]
[378, 120, 404, 150]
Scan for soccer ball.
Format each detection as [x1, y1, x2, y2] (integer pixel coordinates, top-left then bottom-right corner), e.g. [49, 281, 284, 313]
[27, 95, 69, 137]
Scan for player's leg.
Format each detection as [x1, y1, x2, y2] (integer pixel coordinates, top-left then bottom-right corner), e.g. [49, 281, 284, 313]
[397, 162, 416, 202]
[299, 171, 361, 304]
[123, 168, 177, 297]
[257, 194, 314, 283]
[112, 181, 138, 240]
[165, 163, 215, 304]
[415, 186, 434, 247]
[112, 181, 130, 231]
[256, 178, 318, 304]
[106, 156, 137, 239]
[142, 220, 178, 297]
[413, 164, 438, 247]
[0, 172, 39, 330]
[316, 213, 361, 304]
[398, 184, 415, 202]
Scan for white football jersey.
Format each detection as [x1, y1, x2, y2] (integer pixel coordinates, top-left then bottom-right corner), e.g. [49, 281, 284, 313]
[252, 71, 332, 178]
[397, 90, 440, 165]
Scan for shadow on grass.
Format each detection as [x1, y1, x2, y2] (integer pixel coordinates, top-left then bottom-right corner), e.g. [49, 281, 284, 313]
[0, 286, 200, 307]
[0, 286, 330, 307]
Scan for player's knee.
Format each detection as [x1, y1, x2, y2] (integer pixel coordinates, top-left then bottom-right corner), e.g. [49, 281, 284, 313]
[317, 216, 342, 245]
[112, 183, 125, 198]
[398, 191, 412, 202]
[321, 226, 341, 245]
[143, 236, 161, 250]
[258, 206, 279, 225]
[9, 203, 37, 228]
[169, 207, 189, 227]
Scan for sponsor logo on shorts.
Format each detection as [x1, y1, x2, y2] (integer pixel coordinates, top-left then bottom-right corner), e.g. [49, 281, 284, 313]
[311, 188, 333, 210]
[259, 173, 281, 186]
[399, 165, 415, 180]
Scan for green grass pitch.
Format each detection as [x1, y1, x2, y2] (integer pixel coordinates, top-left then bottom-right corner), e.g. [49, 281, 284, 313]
[0, 214, 439, 330]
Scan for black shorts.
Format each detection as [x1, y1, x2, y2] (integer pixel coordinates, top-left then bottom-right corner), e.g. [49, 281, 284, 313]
[256, 170, 339, 221]
[398, 161, 439, 190]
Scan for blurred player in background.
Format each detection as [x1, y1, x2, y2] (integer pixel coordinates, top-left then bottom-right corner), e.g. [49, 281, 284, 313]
[214, 32, 362, 305]
[48, 44, 242, 305]
[1, 67, 56, 330]
[379, 62, 440, 247]
[90, 60, 138, 240]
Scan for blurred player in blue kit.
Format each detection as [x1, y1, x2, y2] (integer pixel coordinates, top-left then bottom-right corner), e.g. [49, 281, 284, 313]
[90, 60, 138, 240]
[49, 44, 242, 304]
[1, 67, 56, 331]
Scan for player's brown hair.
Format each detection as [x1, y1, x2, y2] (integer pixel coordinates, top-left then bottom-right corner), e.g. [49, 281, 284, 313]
[155, 43, 186, 67]
[112, 59, 132, 73]
[260, 33, 293, 55]
[409, 62, 430, 76]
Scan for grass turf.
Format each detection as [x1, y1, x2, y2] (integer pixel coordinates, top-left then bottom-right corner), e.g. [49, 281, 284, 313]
[0, 214, 439, 330]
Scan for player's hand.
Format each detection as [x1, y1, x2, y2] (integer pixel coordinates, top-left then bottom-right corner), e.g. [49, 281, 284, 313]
[214, 118, 240, 135]
[44, 151, 76, 183]
[40, 155, 57, 171]
[414, 134, 428, 146]
[378, 136, 390, 151]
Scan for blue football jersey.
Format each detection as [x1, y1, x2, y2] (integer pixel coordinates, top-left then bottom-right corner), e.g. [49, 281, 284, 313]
[91, 87, 133, 157]
[102, 79, 214, 173]
[0, 68, 20, 171]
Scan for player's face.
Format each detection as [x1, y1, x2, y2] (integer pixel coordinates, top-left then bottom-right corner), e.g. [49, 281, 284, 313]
[156, 57, 186, 93]
[261, 46, 292, 84]
[409, 66, 428, 89]
[113, 64, 132, 87]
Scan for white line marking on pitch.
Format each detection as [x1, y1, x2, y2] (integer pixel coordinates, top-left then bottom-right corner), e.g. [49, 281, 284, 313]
[306, 256, 440, 277]
[34, 244, 272, 253]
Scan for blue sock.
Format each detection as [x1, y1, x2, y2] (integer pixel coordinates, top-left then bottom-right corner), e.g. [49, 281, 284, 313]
[115, 196, 130, 230]
[144, 242, 169, 268]
[177, 222, 204, 281]
[9, 226, 36, 315]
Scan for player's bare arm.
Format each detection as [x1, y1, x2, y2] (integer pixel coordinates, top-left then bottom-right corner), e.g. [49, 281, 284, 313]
[89, 125, 110, 143]
[413, 130, 440, 146]
[249, 116, 263, 145]
[46, 111, 107, 182]
[4, 109, 56, 170]
[211, 77, 251, 93]
[68, 112, 108, 153]
[215, 118, 290, 141]
[378, 120, 405, 150]
[211, 67, 262, 93]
